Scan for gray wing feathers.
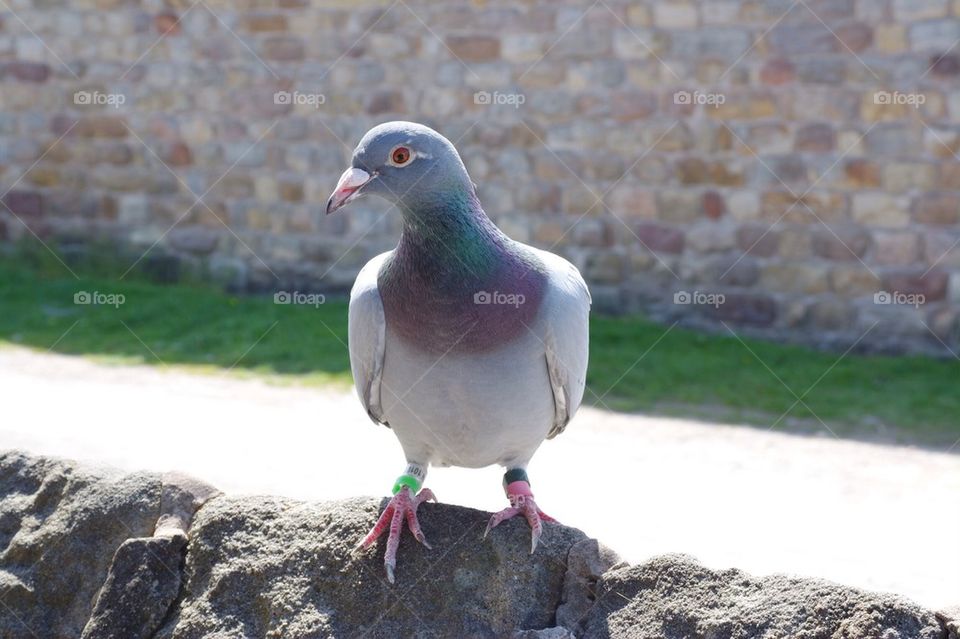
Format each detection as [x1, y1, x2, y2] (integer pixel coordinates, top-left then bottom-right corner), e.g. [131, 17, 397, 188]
[348, 252, 391, 426]
[539, 252, 591, 439]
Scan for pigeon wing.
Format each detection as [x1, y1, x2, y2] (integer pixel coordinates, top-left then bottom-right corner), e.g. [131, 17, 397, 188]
[535, 250, 591, 439]
[348, 252, 391, 427]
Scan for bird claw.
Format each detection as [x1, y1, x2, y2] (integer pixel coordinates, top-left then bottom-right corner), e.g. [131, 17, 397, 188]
[410, 526, 433, 550]
[416, 487, 438, 505]
[484, 492, 554, 554]
[358, 486, 434, 584]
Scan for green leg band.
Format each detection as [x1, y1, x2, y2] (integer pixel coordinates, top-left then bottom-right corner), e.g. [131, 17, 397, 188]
[392, 474, 422, 495]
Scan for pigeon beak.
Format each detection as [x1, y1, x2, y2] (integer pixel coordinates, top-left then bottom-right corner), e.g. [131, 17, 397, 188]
[326, 167, 374, 215]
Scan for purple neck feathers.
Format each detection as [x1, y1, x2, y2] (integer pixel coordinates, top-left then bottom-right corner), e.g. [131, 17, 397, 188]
[377, 191, 547, 354]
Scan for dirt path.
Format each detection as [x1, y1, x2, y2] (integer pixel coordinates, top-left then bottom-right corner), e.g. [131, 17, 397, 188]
[1, 346, 957, 610]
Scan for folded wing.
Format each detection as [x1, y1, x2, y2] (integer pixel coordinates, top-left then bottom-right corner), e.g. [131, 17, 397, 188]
[348, 252, 392, 426]
[534, 249, 591, 439]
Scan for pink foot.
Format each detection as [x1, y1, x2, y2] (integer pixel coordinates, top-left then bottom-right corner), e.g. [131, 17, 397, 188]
[483, 481, 556, 553]
[359, 486, 436, 583]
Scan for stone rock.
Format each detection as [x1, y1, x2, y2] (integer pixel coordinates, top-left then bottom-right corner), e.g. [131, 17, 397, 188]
[795, 122, 835, 152]
[951, 273, 960, 304]
[702, 190, 725, 219]
[261, 36, 305, 61]
[653, 3, 699, 29]
[2, 191, 43, 218]
[716, 257, 760, 287]
[154, 12, 181, 35]
[760, 58, 795, 84]
[926, 307, 960, 347]
[157, 471, 222, 537]
[727, 191, 760, 221]
[938, 605, 960, 638]
[585, 251, 627, 284]
[844, 159, 881, 188]
[883, 270, 949, 301]
[609, 91, 657, 122]
[581, 554, 944, 639]
[812, 226, 871, 261]
[657, 190, 703, 223]
[168, 227, 220, 255]
[555, 539, 627, 633]
[2, 451, 954, 639]
[809, 297, 858, 330]
[873, 231, 920, 265]
[243, 13, 288, 32]
[4, 61, 51, 83]
[687, 222, 736, 253]
[445, 35, 501, 62]
[736, 225, 779, 257]
[837, 22, 873, 52]
[923, 231, 960, 267]
[761, 263, 830, 294]
[912, 192, 960, 225]
[634, 222, 685, 254]
[0, 451, 160, 638]
[852, 192, 910, 227]
[365, 89, 405, 115]
[894, 0, 949, 21]
[154, 494, 587, 639]
[876, 24, 908, 53]
[768, 24, 837, 55]
[708, 292, 777, 326]
[831, 267, 881, 295]
[81, 534, 188, 639]
[910, 20, 960, 53]
[884, 163, 936, 193]
[930, 53, 960, 76]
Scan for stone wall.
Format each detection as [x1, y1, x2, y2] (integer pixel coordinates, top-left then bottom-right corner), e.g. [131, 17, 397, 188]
[1, 0, 959, 353]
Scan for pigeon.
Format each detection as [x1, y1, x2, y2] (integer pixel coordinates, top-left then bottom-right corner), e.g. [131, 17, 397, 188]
[327, 121, 590, 583]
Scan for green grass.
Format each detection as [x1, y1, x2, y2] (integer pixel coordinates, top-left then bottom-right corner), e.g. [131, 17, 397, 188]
[0, 250, 352, 387]
[589, 316, 959, 446]
[1, 251, 958, 448]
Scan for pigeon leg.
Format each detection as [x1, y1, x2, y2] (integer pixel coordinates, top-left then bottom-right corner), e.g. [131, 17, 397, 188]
[483, 468, 556, 553]
[358, 465, 435, 584]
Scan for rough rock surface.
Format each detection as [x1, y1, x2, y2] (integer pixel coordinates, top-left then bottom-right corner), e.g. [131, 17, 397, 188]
[82, 534, 188, 639]
[0, 450, 160, 637]
[153, 495, 592, 638]
[582, 555, 948, 639]
[0, 450, 955, 639]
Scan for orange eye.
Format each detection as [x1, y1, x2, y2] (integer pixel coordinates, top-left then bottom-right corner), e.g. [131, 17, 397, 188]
[391, 147, 411, 165]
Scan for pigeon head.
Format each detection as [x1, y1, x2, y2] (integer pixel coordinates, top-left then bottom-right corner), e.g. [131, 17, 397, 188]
[326, 121, 473, 215]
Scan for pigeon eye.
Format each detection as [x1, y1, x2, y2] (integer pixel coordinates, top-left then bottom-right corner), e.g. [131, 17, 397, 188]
[390, 146, 412, 166]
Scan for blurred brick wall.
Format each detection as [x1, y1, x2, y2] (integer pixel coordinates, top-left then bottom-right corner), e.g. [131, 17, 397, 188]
[1, 0, 958, 354]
